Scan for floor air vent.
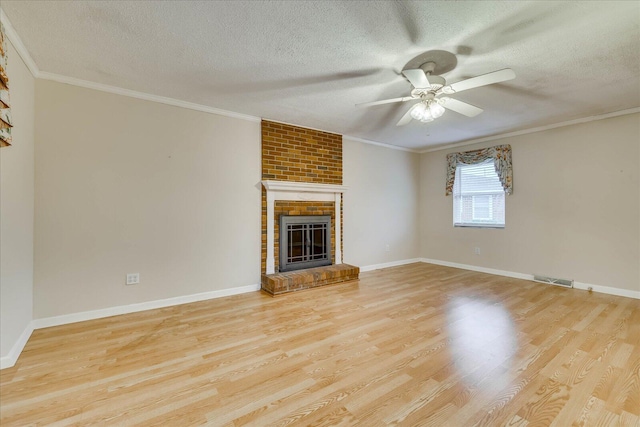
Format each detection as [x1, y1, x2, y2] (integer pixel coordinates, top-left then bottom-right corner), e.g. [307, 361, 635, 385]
[533, 275, 574, 288]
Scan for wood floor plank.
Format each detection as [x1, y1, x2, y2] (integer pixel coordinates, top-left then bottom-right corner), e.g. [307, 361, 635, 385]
[1, 263, 638, 426]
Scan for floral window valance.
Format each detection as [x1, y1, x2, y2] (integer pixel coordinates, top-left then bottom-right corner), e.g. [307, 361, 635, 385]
[445, 144, 513, 195]
[0, 21, 12, 148]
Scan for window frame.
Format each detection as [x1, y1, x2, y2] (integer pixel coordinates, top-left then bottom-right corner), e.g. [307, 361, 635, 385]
[453, 161, 506, 229]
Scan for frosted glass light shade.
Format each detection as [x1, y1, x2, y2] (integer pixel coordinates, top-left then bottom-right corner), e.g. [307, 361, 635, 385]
[410, 103, 428, 120]
[429, 101, 445, 118]
[410, 100, 444, 123]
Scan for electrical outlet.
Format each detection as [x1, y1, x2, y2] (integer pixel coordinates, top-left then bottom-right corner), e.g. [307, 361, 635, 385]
[126, 273, 140, 285]
[474, 247, 481, 255]
[385, 244, 390, 252]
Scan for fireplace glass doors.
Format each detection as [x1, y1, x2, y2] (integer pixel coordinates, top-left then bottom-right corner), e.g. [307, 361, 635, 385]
[279, 215, 331, 272]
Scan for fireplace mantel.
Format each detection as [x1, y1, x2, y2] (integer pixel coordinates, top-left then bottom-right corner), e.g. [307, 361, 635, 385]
[262, 180, 348, 274]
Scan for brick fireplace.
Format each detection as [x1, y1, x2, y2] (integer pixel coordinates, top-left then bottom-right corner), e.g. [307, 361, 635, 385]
[260, 120, 359, 295]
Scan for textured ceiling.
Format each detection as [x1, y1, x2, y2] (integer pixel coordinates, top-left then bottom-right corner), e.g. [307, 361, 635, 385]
[2, 1, 639, 150]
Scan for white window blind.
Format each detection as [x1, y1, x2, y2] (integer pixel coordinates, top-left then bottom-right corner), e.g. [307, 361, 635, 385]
[453, 160, 505, 228]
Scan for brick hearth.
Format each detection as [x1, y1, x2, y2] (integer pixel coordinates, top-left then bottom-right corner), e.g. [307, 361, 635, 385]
[261, 264, 360, 296]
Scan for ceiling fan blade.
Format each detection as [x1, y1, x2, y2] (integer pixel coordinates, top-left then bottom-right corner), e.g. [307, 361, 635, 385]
[356, 96, 414, 108]
[439, 97, 483, 117]
[396, 104, 419, 126]
[443, 68, 515, 93]
[402, 69, 431, 89]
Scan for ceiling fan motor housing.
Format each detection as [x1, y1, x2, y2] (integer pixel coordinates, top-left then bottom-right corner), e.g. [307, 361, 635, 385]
[410, 74, 446, 97]
[427, 75, 445, 90]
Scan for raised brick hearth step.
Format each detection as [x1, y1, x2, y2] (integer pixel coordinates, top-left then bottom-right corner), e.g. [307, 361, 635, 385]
[261, 264, 359, 296]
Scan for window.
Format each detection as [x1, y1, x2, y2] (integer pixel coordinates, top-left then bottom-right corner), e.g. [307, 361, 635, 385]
[453, 160, 505, 228]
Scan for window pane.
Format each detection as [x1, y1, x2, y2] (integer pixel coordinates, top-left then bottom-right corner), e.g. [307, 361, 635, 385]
[453, 160, 505, 227]
[472, 195, 492, 220]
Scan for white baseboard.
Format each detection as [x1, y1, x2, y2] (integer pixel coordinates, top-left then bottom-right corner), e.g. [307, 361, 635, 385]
[33, 284, 261, 330]
[359, 258, 423, 272]
[572, 281, 640, 300]
[420, 258, 533, 281]
[2, 283, 260, 370]
[0, 321, 34, 370]
[3, 261, 636, 370]
[420, 258, 639, 300]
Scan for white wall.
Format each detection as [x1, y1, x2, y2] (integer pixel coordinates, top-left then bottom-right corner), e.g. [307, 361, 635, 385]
[419, 113, 640, 294]
[34, 81, 262, 318]
[343, 138, 420, 268]
[0, 41, 35, 361]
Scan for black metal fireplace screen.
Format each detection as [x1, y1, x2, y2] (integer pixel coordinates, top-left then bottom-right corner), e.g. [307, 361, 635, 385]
[279, 215, 331, 272]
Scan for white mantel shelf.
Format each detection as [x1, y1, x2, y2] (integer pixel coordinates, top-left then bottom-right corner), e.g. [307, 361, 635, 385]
[262, 180, 348, 275]
[262, 180, 348, 194]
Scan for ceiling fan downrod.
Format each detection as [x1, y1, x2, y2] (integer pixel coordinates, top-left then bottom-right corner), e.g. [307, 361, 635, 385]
[420, 61, 437, 76]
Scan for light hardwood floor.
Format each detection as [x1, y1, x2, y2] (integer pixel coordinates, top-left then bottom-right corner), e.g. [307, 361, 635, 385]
[1, 263, 639, 426]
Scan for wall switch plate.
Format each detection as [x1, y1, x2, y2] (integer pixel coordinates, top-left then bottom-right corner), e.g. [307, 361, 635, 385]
[126, 273, 140, 285]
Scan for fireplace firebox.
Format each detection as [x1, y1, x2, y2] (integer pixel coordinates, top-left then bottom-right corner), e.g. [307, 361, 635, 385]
[279, 215, 331, 272]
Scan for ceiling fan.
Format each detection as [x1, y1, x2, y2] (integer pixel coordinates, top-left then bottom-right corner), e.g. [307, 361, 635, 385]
[357, 59, 515, 126]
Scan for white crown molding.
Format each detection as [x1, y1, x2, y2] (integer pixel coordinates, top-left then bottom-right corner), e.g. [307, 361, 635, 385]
[262, 118, 342, 137]
[2, 6, 636, 156]
[263, 121, 420, 153]
[1, 8, 259, 124]
[0, 8, 40, 78]
[343, 135, 420, 153]
[260, 119, 417, 153]
[419, 107, 640, 153]
[39, 71, 260, 123]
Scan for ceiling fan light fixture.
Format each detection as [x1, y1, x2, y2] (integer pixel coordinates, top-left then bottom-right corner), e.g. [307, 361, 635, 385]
[410, 102, 428, 120]
[365, 61, 514, 127]
[411, 100, 444, 122]
[429, 100, 445, 118]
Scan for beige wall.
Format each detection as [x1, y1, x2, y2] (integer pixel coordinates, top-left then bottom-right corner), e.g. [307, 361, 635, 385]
[1, 41, 35, 358]
[6, 64, 637, 339]
[419, 113, 640, 292]
[343, 138, 420, 267]
[31, 81, 425, 320]
[34, 81, 262, 318]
